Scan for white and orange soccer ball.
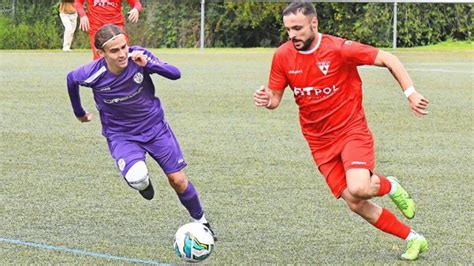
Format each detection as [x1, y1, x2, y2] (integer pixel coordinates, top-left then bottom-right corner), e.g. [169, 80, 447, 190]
[173, 222, 214, 262]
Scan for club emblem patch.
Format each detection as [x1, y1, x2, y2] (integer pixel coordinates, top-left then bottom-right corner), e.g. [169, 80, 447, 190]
[133, 72, 143, 84]
[317, 61, 331, 75]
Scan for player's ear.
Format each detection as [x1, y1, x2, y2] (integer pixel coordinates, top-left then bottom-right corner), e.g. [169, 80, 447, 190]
[97, 48, 105, 58]
[311, 16, 318, 31]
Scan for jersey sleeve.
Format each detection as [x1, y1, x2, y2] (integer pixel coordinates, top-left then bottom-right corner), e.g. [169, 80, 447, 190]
[74, 0, 86, 17]
[268, 50, 288, 91]
[340, 40, 378, 66]
[127, 0, 142, 11]
[66, 66, 90, 118]
[134, 47, 181, 80]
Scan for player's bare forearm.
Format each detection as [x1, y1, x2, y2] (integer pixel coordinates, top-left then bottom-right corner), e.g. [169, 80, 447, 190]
[374, 50, 430, 117]
[374, 50, 413, 91]
[267, 88, 284, 109]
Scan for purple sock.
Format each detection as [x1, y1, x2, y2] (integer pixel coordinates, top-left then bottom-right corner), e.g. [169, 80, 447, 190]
[177, 181, 204, 220]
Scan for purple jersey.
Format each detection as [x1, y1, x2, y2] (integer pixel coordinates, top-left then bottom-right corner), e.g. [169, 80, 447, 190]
[67, 46, 180, 140]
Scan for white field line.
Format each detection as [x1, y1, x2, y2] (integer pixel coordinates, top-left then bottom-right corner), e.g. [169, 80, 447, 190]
[0, 237, 169, 265]
[360, 65, 473, 74]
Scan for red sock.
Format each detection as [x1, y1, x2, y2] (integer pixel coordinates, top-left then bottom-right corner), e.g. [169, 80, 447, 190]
[373, 208, 410, 239]
[377, 174, 391, 196]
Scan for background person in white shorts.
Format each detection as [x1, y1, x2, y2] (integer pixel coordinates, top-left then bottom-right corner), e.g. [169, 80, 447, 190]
[59, 0, 77, 52]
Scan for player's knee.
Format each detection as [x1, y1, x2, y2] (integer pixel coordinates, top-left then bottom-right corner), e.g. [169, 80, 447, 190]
[124, 161, 149, 191]
[347, 184, 370, 199]
[167, 172, 187, 191]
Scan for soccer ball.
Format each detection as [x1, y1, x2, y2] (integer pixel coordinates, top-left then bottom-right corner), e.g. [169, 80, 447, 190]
[173, 222, 214, 262]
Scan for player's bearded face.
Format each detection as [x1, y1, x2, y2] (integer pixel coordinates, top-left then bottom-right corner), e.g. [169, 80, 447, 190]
[284, 13, 318, 51]
[292, 28, 315, 51]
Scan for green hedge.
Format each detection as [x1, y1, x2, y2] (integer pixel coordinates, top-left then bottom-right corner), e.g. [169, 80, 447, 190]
[0, 0, 471, 49]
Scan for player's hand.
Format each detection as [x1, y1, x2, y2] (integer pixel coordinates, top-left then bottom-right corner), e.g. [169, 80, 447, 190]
[79, 16, 90, 32]
[129, 51, 147, 67]
[77, 111, 93, 123]
[408, 91, 430, 117]
[128, 8, 139, 23]
[254, 85, 272, 108]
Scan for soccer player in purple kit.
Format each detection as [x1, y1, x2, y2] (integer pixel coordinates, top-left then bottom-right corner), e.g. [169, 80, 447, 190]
[66, 24, 215, 239]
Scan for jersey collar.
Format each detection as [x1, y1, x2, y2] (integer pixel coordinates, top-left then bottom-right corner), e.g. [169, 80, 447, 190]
[298, 33, 322, 55]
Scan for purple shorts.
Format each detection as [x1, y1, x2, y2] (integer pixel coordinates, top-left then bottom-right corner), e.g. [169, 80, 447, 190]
[107, 121, 187, 176]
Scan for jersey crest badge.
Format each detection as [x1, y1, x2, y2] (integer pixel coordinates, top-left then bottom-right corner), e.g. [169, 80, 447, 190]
[317, 61, 330, 75]
[133, 72, 143, 84]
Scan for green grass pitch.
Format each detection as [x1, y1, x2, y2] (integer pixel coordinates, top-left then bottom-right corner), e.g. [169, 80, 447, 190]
[0, 48, 473, 264]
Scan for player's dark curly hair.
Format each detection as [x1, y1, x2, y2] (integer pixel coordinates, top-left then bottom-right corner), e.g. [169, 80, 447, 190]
[94, 24, 124, 50]
[282, 0, 317, 17]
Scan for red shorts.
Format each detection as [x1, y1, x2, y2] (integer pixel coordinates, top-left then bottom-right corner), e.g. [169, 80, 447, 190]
[308, 126, 375, 198]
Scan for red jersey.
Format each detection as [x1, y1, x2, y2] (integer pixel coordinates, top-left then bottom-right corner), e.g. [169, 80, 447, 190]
[75, 0, 142, 29]
[268, 34, 378, 145]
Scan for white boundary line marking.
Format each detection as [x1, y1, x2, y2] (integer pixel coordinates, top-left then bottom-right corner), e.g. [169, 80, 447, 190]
[0, 237, 169, 265]
[360, 66, 473, 74]
[405, 63, 473, 66]
[406, 68, 473, 73]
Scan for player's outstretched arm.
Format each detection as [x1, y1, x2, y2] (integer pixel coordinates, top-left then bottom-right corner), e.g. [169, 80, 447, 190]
[254, 86, 284, 110]
[373, 50, 430, 117]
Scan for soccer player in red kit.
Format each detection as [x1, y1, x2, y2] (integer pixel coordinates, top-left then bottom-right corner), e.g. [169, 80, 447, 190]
[254, 1, 430, 261]
[75, 0, 142, 59]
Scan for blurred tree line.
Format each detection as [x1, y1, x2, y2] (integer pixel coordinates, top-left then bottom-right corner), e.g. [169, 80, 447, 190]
[0, 0, 471, 49]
